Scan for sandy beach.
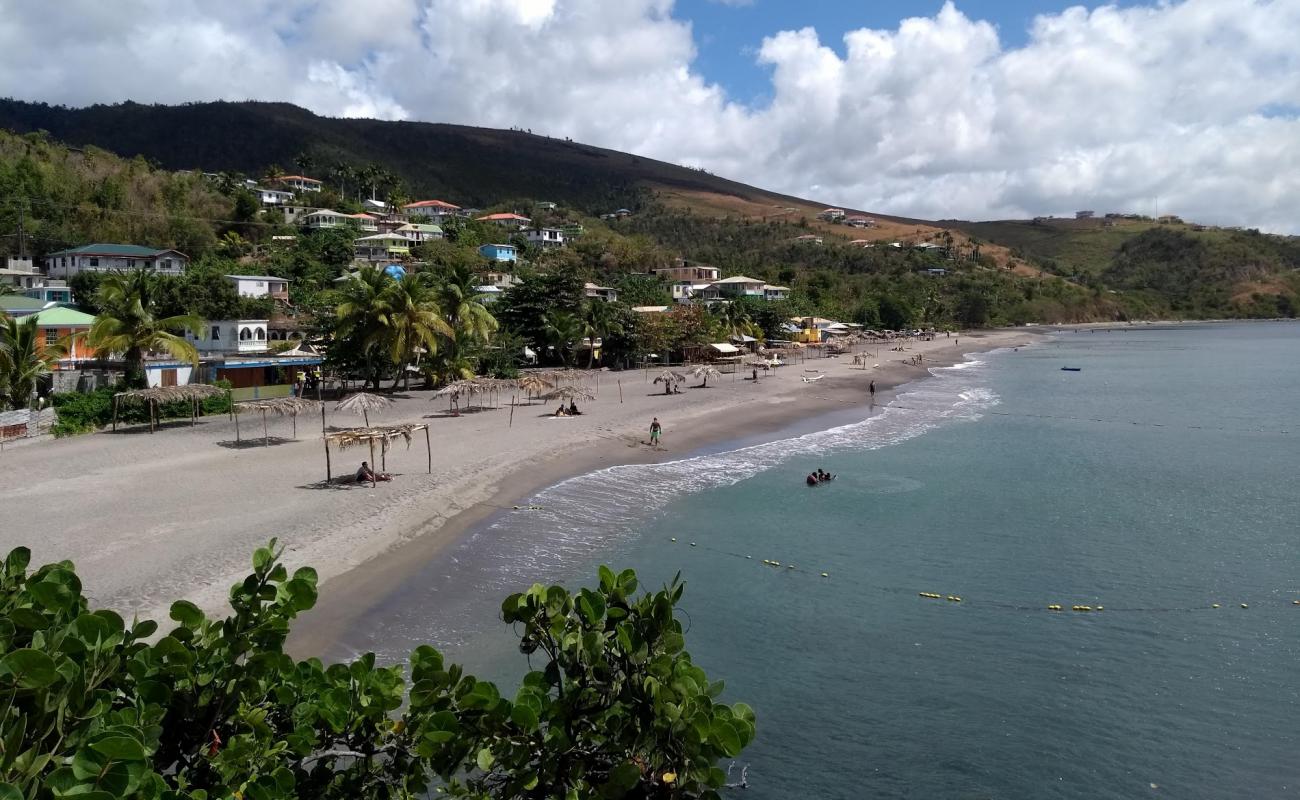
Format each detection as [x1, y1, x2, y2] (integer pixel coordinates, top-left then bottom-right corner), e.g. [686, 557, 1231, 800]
[0, 329, 1037, 641]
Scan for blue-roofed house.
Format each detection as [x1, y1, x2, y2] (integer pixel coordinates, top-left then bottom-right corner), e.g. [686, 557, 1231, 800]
[479, 243, 518, 263]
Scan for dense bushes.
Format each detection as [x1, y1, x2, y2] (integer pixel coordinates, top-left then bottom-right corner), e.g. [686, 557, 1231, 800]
[0, 541, 753, 799]
[51, 380, 232, 436]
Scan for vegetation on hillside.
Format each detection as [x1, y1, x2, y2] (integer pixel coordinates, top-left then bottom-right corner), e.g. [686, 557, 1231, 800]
[0, 542, 752, 799]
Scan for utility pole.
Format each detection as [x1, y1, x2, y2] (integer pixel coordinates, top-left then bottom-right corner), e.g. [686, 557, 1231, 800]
[16, 201, 27, 259]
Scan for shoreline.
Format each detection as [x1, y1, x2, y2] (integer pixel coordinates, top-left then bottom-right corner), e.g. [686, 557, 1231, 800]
[287, 330, 1039, 656]
[0, 329, 1039, 649]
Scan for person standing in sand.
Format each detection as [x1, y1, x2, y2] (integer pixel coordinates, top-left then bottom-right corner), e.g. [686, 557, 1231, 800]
[869, 380, 875, 400]
[649, 417, 662, 446]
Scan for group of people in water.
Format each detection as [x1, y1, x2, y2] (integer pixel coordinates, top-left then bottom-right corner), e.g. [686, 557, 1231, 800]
[806, 468, 835, 486]
[554, 401, 582, 417]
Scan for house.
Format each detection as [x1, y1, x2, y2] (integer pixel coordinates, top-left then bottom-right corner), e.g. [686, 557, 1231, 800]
[362, 199, 389, 214]
[922, 268, 948, 276]
[1076, 210, 1095, 219]
[279, 204, 317, 225]
[1, 257, 40, 291]
[392, 223, 444, 243]
[848, 239, 874, 247]
[474, 285, 504, 303]
[302, 210, 378, 232]
[524, 227, 565, 248]
[535, 201, 558, 211]
[699, 276, 766, 301]
[670, 282, 708, 303]
[478, 244, 518, 263]
[256, 187, 295, 206]
[24, 306, 97, 366]
[0, 295, 57, 317]
[654, 262, 720, 283]
[560, 223, 586, 239]
[188, 320, 270, 356]
[44, 244, 189, 279]
[817, 208, 846, 222]
[477, 213, 532, 229]
[480, 271, 522, 289]
[584, 282, 618, 303]
[402, 200, 461, 221]
[631, 305, 669, 313]
[845, 216, 875, 228]
[354, 233, 415, 261]
[763, 284, 791, 301]
[226, 275, 291, 301]
[275, 175, 323, 192]
[793, 234, 824, 245]
[24, 281, 73, 304]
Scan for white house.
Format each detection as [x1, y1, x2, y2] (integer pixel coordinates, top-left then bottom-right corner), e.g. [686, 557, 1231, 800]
[188, 320, 270, 356]
[584, 282, 618, 303]
[226, 275, 290, 301]
[302, 210, 378, 232]
[402, 200, 460, 222]
[44, 244, 189, 279]
[524, 227, 565, 248]
[276, 175, 322, 192]
[700, 275, 766, 300]
[354, 233, 415, 261]
[654, 262, 720, 283]
[392, 223, 444, 243]
[817, 208, 846, 221]
[477, 213, 532, 228]
[762, 284, 791, 301]
[0, 258, 40, 291]
[256, 187, 295, 206]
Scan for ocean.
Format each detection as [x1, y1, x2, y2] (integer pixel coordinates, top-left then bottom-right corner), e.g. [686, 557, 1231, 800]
[333, 321, 1300, 799]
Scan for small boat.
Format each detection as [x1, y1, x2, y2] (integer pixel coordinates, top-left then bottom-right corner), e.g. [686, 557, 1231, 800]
[1060, 367, 1082, 372]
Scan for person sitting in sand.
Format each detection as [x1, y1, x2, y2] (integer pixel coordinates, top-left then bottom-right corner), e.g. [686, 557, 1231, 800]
[555, 405, 568, 417]
[356, 461, 391, 483]
[568, 400, 581, 415]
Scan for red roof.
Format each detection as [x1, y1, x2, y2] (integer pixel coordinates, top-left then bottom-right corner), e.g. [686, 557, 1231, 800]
[477, 213, 531, 221]
[405, 199, 460, 210]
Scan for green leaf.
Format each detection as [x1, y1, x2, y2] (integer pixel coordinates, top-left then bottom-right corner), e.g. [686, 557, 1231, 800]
[3, 546, 30, 577]
[168, 600, 203, 628]
[0, 648, 58, 688]
[253, 546, 274, 572]
[603, 761, 642, 796]
[476, 748, 495, 772]
[90, 735, 146, 762]
[510, 703, 539, 731]
[710, 719, 742, 757]
[0, 782, 21, 800]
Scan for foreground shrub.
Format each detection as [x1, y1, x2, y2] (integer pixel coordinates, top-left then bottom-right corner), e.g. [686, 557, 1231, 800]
[0, 541, 753, 799]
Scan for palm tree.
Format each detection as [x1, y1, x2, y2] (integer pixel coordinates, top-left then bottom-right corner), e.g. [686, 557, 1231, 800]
[542, 309, 586, 367]
[428, 327, 479, 387]
[583, 299, 623, 369]
[383, 273, 451, 389]
[333, 269, 396, 390]
[714, 301, 755, 341]
[438, 264, 498, 344]
[86, 271, 200, 388]
[294, 151, 315, 175]
[0, 315, 67, 410]
[264, 164, 285, 184]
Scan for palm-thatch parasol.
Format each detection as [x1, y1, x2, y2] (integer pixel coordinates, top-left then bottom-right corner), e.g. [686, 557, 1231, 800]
[113, 384, 229, 433]
[652, 370, 687, 395]
[236, 397, 322, 444]
[689, 365, 722, 388]
[517, 373, 554, 403]
[321, 423, 431, 485]
[433, 379, 483, 414]
[540, 386, 595, 403]
[335, 392, 393, 427]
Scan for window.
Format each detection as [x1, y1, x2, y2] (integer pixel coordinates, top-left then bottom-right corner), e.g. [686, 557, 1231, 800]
[45, 328, 58, 346]
[240, 327, 252, 341]
[211, 326, 221, 340]
[89, 257, 99, 267]
[254, 328, 265, 340]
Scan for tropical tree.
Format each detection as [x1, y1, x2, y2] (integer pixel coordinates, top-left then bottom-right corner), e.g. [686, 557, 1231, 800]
[86, 270, 200, 388]
[427, 327, 480, 386]
[383, 273, 451, 389]
[542, 309, 588, 367]
[438, 263, 498, 344]
[332, 268, 395, 389]
[583, 299, 624, 368]
[0, 315, 67, 409]
[713, 301, 757, 341]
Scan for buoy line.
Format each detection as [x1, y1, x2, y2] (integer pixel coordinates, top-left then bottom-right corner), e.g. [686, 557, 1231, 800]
[666, 537, 1299, 614]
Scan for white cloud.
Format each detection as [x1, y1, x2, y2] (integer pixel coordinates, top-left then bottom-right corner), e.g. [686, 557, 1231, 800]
[1, 0, 1298, 231]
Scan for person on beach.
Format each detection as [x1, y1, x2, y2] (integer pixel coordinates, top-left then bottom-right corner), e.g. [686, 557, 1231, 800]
[356, 461, 391, 483]
[554, 405, 567, 417]
[869, 380, 876, 399]
[649, 417, 662, 446]
[568, 400, 581, 415]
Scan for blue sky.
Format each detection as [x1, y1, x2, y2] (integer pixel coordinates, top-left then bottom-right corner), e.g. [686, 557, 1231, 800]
[679, 0, 1137, 104]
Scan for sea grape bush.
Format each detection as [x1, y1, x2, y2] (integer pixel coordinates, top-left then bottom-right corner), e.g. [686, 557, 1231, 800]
[0, 541, 753, 799]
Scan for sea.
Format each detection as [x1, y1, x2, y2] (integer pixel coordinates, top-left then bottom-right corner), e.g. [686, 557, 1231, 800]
[330, 321, 1300, 799]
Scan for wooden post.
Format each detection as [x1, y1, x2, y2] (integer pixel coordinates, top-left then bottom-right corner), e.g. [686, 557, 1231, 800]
[509, 396, 516, 428]
[234, 405, 240, 442]
[363, 409, 370, 428]
[191, 397, 196, 426]
[261, 408, 269, 447]
[324, 437, 332, 483]
[368, 438, 377, 487]
[112, 395, 118, 432]
[292, 411, 297, 439]
[320, 404, 327, 436]
[424, 426, 431, 474]
[381, 438, 387, 471]
[228, 390, 234, 421]
[618, 380, 623, 403]
[149, 399, 156, 434]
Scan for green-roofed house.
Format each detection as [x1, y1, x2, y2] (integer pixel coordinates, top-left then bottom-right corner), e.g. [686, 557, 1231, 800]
[44, 243, 190, 279]
[23, 306, 97, 366]
[0, 294, 59, 317]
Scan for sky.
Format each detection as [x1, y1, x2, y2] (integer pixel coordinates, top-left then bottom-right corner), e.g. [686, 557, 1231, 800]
[1, 0, 1298, 232]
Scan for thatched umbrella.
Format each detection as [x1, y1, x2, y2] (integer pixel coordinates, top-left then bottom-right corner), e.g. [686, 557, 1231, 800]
[322, 424, 431, 485]
[335, 392, 392, 427]
[539, 386, 595, 410]
[113, 384, 228, 433]
[433, 379, 480, 414]
[689, 365, 721, 388]
[237, 397, 322, 444]
[652, 370, 687, 395]
[517, 373, 553, 404]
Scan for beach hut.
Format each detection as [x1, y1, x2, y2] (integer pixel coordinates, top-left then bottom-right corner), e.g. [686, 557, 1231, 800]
[112, 384, 228, 433]
[335, 392, 393, 427]
[322, 424, 431, 486]
[517, 373, 554, 404]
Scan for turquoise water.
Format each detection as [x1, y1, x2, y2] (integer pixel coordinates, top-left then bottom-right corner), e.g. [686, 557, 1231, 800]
[335, 322, 1300, 798]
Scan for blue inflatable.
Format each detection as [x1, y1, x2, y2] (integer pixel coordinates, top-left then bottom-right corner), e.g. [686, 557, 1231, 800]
[383, 264, 406, 279]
